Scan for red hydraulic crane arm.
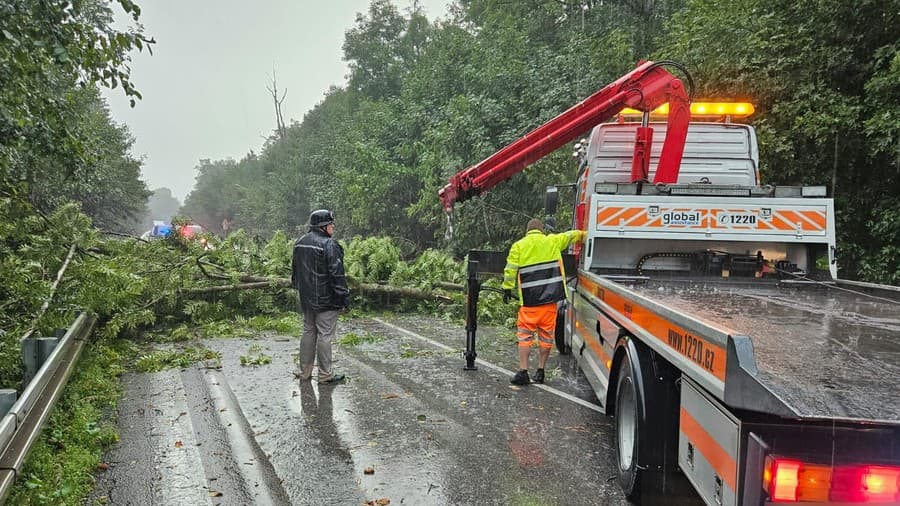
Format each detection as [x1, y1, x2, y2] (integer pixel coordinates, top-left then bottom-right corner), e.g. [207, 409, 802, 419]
[439, 60, 691, 211]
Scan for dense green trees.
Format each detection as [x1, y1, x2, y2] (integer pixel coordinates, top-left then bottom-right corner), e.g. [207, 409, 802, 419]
[665, 0, 900, 281]
[1, 0, 153, 230]
[183, 0, 898, 283]
[23, 87, 149, 230]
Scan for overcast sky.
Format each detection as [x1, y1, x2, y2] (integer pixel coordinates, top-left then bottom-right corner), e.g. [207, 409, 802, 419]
[102, 1, 451, 202]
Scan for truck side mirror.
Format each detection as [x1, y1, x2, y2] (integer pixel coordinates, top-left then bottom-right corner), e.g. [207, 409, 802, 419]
[544, 186, 559, 232]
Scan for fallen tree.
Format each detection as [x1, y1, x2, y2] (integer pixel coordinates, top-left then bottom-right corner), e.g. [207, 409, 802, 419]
[184, 275, 455, 302]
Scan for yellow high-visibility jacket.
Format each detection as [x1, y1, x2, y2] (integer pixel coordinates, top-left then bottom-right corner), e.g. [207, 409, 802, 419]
[502, 229, 585, 306]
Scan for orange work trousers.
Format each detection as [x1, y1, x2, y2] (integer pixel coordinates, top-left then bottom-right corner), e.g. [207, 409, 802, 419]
[516, 302, 557, 349]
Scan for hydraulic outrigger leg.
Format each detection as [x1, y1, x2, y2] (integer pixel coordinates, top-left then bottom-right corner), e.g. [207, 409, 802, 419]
[463, 250, 508, 370]
[463, 257, 479, 370]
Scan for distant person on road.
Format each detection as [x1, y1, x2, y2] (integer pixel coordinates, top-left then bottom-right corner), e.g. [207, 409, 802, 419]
[502, 219, 584, 385]
[291, 209, 349, 384]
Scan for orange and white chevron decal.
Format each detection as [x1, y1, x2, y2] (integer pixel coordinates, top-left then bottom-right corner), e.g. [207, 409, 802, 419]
[595, 205, 828, 234]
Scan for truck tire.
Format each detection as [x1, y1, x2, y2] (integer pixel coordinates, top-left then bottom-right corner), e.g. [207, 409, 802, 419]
[555, 303, 571, 355]
[613, 342, 692, 504]
[614, 355, 642, 499]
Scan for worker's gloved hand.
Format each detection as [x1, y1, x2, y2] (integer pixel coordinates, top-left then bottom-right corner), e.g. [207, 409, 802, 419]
[503, 289, 513, 304]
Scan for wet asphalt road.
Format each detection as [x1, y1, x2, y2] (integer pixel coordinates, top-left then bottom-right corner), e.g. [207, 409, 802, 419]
[91, 314, 699, 506]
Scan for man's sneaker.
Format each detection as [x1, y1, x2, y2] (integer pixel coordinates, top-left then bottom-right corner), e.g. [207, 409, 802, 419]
[533, 368, 545, 384]
[510, 370, 530, 385]
[318, 373, 346, 385]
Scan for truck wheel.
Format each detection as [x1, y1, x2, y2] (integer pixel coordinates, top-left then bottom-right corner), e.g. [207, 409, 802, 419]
[554, 305, 571, 355]
[615, 356, 641, 499]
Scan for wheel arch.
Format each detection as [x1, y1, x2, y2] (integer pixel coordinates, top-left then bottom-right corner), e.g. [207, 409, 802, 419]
[607, 334, 649, 419]
[608, 328, 692, 500]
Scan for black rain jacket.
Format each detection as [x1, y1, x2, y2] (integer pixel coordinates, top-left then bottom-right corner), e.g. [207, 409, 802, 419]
[291, 229, 349, 312]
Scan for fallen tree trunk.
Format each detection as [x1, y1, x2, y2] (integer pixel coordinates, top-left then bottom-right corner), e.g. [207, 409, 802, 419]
[198, 259, 464, 297]
[184, 281, 278, 294]
[355, 282, 453, 302]
[184, 276, 453, 302]
[432, 281, 464, 292]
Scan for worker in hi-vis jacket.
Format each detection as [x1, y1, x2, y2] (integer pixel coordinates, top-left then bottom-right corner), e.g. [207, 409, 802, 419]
[502, 219, 585, 385]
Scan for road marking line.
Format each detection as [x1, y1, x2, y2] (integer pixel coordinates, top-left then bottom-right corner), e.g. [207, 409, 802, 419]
[373, 318, 604, 413]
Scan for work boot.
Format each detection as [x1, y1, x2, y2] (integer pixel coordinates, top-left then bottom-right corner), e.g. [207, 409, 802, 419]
[319, 373, 346, 385]
[533, 368, 545, 384]
[510, 369, 530, 385]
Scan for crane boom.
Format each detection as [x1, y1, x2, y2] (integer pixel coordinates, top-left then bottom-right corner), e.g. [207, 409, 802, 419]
[439, 60, 691, 211]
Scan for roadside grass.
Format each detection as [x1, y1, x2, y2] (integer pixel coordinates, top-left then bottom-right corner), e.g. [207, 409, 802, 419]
[6, 340, 125, 506]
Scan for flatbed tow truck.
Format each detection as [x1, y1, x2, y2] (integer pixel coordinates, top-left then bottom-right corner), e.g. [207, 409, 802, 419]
[440, 61, 900, 505]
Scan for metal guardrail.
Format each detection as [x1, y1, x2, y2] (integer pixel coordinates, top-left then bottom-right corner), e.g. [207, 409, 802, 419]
[0, 312, 96, 504]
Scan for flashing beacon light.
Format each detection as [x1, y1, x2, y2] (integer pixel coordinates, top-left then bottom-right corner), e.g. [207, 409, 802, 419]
[621, 101, 755, 118]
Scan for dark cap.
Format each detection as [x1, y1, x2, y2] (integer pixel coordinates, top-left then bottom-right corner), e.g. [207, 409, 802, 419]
[309, 209, 335, 228]
[526, 218, 544, 232]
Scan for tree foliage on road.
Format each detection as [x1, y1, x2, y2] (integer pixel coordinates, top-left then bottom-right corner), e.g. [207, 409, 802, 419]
[183, 0, 900, 283]
[0, 194, 474, 387]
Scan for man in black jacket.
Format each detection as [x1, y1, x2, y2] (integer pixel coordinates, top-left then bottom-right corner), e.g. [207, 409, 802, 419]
[291, 209, 349, 384]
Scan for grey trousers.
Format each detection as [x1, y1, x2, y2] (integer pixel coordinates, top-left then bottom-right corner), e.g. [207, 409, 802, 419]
[299, 308, 339, 382]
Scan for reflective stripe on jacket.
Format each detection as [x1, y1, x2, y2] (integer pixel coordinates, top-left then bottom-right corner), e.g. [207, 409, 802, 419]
[502, 229, 584, 306]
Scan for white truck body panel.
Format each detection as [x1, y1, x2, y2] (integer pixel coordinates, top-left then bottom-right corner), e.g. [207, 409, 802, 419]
[587, 122, 759, 186]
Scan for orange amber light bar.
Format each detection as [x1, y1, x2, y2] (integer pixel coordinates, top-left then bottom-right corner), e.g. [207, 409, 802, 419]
[621, 101, 755, 118]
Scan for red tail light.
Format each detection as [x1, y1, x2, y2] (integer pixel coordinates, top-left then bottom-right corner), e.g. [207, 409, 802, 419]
[765, 456, 900, 504]
[831, 465, 900, 503]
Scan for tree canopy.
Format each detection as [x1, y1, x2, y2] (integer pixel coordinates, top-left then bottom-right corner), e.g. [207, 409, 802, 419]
[182, 0, 899, 283]
[1, 0, 154, 230]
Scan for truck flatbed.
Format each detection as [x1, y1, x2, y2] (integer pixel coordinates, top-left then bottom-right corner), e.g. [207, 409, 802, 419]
[627, 279, 900, 423]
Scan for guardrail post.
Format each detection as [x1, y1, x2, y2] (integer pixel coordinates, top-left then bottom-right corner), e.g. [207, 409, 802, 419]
[0, 391, 15, 416]
[22, 337, 37, 385]
[37, 338, 59, 365]
[22, 337, 60, 385]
